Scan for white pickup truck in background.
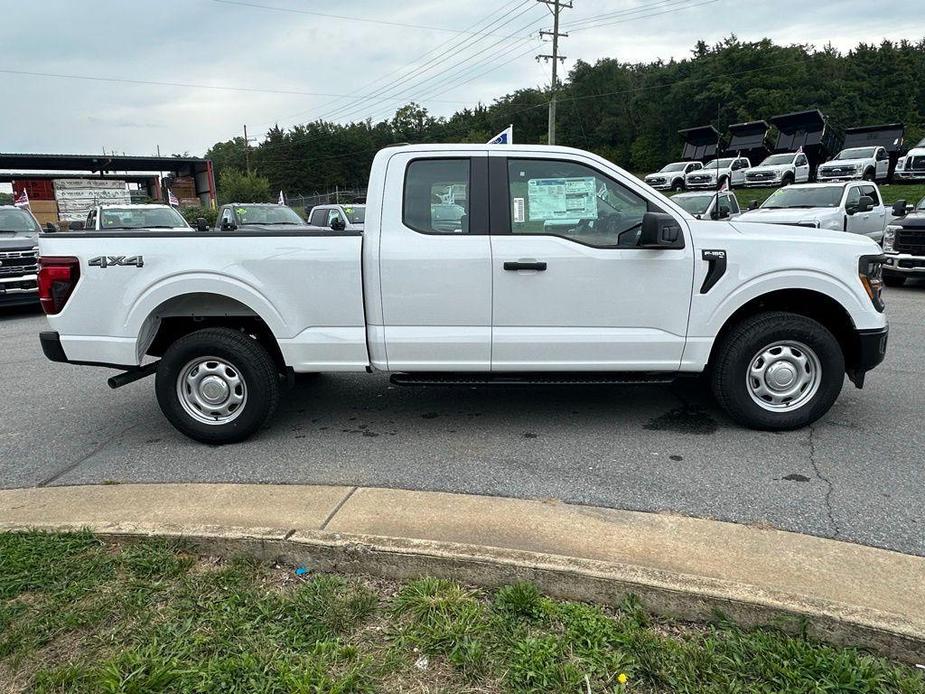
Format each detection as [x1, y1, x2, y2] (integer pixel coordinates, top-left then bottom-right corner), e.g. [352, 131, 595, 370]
[736, 181, 889, 242]
[743, 151, 811, 187]
[37, 144, 888, 443]
[643, 161, 703, 191]
[817, 146, 890, 182]
[684, 156, 752, 189]
[76, 204, 200, 232]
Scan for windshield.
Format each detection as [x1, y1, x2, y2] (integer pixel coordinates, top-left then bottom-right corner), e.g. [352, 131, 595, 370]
[659, 162, 686, 172]
[835, 147, 876, 160]
[235, 205, 303, 225]
[100, 207, 189, 229]
[342, 205, 365, 224]
[760, 154, 795, 166]
[705, 158, 734, 169]
[761, 186, 843, 209]
[674, 194, 715, 216]
[0, 207, 41, 238]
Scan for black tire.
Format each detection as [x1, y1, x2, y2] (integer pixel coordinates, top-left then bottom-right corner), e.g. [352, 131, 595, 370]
[710, 312, 845, 431]
[671, 178, 684, 192]
[883, 273, 906, 287]
[863, 168, 875, 182]
[781, 173, 794, 187]
[155, 327, 280, 444]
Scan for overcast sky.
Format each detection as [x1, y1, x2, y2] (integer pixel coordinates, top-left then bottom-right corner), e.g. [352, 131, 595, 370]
[1, 0, 922, 160]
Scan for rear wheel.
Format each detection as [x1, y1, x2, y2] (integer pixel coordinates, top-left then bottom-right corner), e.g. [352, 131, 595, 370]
[883, 273, 907, 287]
[711, 312, 844, 430]
[155, 327, 280, 444]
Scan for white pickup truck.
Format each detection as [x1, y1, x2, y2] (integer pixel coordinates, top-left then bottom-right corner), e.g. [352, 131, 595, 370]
[37, 144, 888, 443]
[817, 146, 890, 183]
[736, 181, 889, 243]
[684, 156, 752, 190]
[743, 151, 811, 188]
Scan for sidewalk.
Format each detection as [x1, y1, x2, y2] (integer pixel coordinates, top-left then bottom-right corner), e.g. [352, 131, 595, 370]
[1, 483, 923, 663]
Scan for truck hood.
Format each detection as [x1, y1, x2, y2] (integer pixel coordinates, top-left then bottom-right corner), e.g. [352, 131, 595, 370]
[746, 164, 789, 175]
[725, 219, 878, 251]
[735, 207, 838, 224]
[0, 236, 38, 251]
[819, 159, 865, 170]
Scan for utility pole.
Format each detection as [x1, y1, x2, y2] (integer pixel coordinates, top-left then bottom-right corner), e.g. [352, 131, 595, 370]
[243, 125, 257, 174]
[536, 0, 570, 146]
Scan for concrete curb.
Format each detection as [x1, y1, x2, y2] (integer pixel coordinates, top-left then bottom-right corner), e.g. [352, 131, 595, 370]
[1, 484, 923, 664]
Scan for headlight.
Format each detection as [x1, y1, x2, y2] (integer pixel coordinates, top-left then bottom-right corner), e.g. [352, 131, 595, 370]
[883, 225, 900, 253]
[858, 255, 885, 312]
[855, 163, 865, 171]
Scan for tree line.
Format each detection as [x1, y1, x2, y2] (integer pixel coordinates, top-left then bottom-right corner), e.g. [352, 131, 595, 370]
[205, 36, 925, 200]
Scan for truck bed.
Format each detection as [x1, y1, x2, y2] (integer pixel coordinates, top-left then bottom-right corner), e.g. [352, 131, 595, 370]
[38, 229, 369, 371]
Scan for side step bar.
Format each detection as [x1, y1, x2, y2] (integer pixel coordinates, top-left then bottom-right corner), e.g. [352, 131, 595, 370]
[389, 372, 677, 387]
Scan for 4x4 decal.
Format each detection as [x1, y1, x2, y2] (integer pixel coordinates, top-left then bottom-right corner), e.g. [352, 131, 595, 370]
[89, 256, 144, 268]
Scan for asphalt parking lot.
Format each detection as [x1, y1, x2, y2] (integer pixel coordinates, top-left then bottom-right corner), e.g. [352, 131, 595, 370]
[2, 282, 923, 556]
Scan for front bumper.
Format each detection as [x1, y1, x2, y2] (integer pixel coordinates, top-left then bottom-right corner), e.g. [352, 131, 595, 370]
[883, 253, 925, 275]
[646, 182, 672, 190]
[817, 172, 863, 182]
[744, 180, 782, 188]
[0, 275, 39, 306]
[847, 326, 888, 388]
[685, 181, 717, 190]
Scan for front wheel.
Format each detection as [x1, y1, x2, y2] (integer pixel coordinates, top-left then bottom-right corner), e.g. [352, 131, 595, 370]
[863, 169, 875, 181]
[155, 327, 280, 444]
[710, 312, 844, 430]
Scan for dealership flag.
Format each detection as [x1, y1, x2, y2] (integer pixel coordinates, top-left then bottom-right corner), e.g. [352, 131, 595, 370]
[719, 177, 730, 192]
[13, 189, 30, 209]
[167, 189, 179, 207]
[795, 145, 803, 155]
[487, 125, 513, 145]
[278, 190, 285, 205]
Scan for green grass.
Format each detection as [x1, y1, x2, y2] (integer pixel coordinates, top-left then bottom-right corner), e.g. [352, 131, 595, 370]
[1, 532, 923, 693]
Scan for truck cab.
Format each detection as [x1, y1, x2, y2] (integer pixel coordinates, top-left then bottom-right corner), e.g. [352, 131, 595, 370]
[684, 156, 751, 190]
[744, 152, 811, 187]
[306, 203, 366, 231]
[80, 204, 193, 232]
[736, 181, 888, 242]
[817, 147, 890, 183]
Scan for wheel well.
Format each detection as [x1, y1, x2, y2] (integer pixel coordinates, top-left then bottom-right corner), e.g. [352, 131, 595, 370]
[708, 289, 858, 370]
[144, 293, 286, 371]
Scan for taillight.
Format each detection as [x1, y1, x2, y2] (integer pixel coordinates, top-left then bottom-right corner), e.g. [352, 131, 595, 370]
[38, 256, 80, 315]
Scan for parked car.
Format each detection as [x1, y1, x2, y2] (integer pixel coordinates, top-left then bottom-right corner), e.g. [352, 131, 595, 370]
[882, 195, 925, 286]
[894, 137, 925, 182]
[817, 146, 890, 182]
[306, 204, 365, 231]
[643, 161, 703, 191]
[671, 191, 741, 220]
[0, 205, 40, 307]
[216, 203, 309, 231]
[743, 151, 811, 187]
[78, 204, 198, 232]
[684, 156, 751, 190]
[736, 181, 888, 242]
[38, 143, 887, 443]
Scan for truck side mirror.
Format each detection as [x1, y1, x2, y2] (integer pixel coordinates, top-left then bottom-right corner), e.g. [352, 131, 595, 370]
[330, 217, 346, 231]
[44, 222, 59, 233]
[638, 212, 684, 248]
[715, 206, 730, 220]
[892, 200, 907, 217]
[221, 219, 237, 231]
[857, 195, 874, 213]
[196, 217, 209, 231]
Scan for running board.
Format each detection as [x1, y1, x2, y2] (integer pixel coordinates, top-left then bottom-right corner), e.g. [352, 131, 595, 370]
[389, 372, 677, 387]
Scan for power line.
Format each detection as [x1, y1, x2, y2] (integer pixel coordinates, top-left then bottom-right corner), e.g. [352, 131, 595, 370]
[210, 0, 533, 37]
[565, 0, 708, 29]
[565, 0, 720, 32]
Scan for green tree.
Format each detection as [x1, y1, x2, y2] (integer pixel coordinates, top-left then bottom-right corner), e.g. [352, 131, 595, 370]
[217, 168, 271, 204]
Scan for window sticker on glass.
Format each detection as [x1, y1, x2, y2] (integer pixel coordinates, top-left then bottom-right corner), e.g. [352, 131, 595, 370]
[513, 197, 525, 223]
[527, 177, 598, 221]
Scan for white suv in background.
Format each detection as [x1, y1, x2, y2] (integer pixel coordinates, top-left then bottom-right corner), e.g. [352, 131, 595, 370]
[817, 146, 890, 182]
[643, 161, 702, 191]
[743, 151, 810, 187]
[684, 156, 751, 190]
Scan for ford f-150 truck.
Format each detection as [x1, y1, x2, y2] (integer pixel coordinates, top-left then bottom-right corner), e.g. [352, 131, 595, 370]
[79, 204, 198, 232]
[37, 144, 888, 443]
[736, 182, 888, 243]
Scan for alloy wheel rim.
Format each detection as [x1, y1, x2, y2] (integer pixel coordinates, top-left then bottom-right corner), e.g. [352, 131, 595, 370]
[746, 340, 821, 412]
[176, 356, 247, 425]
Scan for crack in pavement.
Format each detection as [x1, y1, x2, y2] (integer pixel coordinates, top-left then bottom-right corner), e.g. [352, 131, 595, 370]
[36, 421, 143, 487]
[807, 424, 840, 539]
